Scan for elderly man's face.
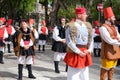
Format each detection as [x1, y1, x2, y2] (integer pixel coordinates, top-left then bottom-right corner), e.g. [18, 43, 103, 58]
[76, 13, 88, 21]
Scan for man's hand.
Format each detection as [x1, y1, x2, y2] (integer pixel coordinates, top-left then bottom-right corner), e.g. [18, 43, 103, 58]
[24, 45, 30, 50]
[79, 52, 86, 57]
[83, 50, 90, 54]
[61, 39, 66, 44]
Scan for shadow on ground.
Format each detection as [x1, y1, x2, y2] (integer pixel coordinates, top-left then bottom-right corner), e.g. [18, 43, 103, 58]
[44, 76, 66, 80]
[0, 71, 17, 79]
[32, 66, 54, 72]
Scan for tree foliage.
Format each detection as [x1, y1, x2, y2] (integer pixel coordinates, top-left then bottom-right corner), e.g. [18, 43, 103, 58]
[38, 0, 120, 27]
[0, 0, 36, 21]
[1, 0, 120, 26]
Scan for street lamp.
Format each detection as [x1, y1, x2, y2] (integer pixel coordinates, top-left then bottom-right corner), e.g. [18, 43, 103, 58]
[109, 0, 113, 7]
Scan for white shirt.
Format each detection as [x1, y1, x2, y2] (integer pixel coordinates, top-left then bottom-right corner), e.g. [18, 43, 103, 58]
[99, 25, 120, 46]
[52, 26, 63, 41]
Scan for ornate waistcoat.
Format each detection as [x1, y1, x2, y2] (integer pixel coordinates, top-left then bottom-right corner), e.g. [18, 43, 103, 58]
[101, 24, 120, 60]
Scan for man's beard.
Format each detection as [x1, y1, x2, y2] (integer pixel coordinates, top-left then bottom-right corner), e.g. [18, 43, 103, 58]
[110, 20, 115, 25]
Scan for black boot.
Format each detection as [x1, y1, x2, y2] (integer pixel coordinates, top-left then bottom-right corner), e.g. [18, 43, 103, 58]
[65, 65, 68, 72]
[7, 44, 11, 53]
[18, 64, 23, 80]
[42, 45, 45, 51]
[54, 61, 60, 73]
[0, 51, 4, 64]
[38, 45, 41, 51]
[26, 64, 36, 79]
[98, 49, 101, 57]
[94, 48, 97, 57]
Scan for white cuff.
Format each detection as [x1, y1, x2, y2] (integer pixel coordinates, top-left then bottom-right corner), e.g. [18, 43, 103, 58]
[88, 49, 92, 53]
[75, 49, 81, 54]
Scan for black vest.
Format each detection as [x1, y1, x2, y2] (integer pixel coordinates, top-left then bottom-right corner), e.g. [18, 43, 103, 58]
[57, 25, 65, 39]
[52, 25, 66, 52]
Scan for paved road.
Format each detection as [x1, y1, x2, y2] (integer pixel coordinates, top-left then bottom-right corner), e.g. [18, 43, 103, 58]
[0, 45, 120, 80]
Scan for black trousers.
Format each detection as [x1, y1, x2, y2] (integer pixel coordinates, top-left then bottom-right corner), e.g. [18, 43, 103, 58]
[0, 51, 3, 62]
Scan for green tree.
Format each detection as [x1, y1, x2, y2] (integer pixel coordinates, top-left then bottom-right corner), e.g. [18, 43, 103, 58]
[1, 0, 120, 26]
[0, 0, 36, 21]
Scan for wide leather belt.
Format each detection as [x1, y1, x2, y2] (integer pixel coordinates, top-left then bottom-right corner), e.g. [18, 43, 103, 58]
[76, 44, 87, 48]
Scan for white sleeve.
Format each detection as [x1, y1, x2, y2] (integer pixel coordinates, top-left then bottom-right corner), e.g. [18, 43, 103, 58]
[3, 28, 8, 39]
[46, 27, 48, 35]
[11, 26, 16, 35]
[88, 40, 94, 53]
[99, 26, 120, 45]
[52, 27, 62, 41]
[38, 26, 42, 34]
[34, 29, 39, 39]
[20, 39, 24, 47]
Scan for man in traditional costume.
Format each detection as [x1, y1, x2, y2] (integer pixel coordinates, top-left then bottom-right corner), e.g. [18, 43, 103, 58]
[0, 17, 8, 64]
[13, 19, 36, 80]
[99, 7, 120, 80]
[38, 20, 48, 52]
[93, 20, 101, 57]
[28, 18, 38, 39]
[5, 19, 16, 53]
[52, 17, 68, 73]
[64, 7, 93, 80]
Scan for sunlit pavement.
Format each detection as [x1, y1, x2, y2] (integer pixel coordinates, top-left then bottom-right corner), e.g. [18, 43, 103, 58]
[0, 44, 120, 80]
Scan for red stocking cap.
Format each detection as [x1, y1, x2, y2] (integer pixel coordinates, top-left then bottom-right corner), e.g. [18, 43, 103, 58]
[94, 20, 99, 26]
[103, 7, 114, 19]
[75, 7, 86, 14]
